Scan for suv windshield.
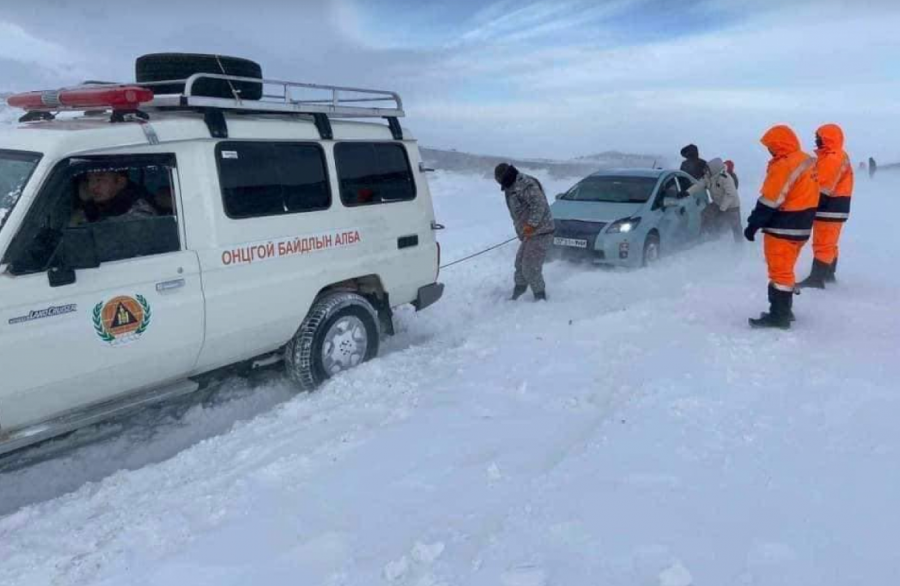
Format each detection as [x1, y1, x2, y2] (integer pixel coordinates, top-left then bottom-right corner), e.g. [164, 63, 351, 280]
[561, 176, 657, 203]
[0, 149, 42, 235]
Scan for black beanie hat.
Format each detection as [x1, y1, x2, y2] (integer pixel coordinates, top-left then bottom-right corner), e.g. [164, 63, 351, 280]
[495, 163, 518, 189]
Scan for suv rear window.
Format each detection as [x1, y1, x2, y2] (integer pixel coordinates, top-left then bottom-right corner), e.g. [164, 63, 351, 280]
[216, 142, 331, 219]
[335, 143, 416, 206]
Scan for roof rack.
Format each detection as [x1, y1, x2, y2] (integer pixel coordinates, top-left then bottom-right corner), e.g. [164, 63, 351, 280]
[150, 73, 405, 139]
[12, 73, 407, 140]
[146, 73, 404, 118]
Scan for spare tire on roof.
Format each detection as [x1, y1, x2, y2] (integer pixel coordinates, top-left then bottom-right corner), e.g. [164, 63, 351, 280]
[135, 53, 263, 100]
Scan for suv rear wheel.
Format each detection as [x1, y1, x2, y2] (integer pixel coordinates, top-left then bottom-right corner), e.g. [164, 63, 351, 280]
[285, 293, 380, 391]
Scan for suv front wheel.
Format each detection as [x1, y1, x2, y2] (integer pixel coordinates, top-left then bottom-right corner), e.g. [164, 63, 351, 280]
[285, 292, 380, 391]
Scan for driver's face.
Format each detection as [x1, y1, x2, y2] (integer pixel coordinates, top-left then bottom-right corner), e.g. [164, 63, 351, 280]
[87, 172, 126, 203]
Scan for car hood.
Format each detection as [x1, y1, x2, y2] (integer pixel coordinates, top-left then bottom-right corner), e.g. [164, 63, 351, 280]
[550, 199, 644, 223]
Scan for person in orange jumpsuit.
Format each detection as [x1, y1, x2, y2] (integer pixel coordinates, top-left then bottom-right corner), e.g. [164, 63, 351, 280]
[744, 125, 819, 329]
[798, 124, 853, 288]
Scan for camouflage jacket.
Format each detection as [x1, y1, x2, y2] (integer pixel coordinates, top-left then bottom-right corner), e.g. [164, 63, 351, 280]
[504, 173, 555, 239]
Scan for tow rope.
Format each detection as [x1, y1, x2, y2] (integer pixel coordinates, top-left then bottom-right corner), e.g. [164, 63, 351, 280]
[439, 237, 519, 270]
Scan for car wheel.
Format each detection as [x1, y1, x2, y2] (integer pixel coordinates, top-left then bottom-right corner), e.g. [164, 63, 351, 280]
[284, 292, 380, 392]
[642, 233, 661, 267]
[135, 53, 263, 100]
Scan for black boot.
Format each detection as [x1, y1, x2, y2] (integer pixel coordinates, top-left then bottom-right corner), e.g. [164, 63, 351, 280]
[533, 291, 547, 302]
[797, 259, 829, 289]
[511, 285, 528, 300]
[749, 285, 792, 329]
[824, 257, 837, 284]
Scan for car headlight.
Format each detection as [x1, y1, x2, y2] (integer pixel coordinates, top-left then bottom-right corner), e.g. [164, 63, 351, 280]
[607, 217, 641, 234]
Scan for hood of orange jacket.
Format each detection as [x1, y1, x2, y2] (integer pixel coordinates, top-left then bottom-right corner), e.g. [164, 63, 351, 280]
[761, 125, 801, 159]
[816, 123, 845, 155]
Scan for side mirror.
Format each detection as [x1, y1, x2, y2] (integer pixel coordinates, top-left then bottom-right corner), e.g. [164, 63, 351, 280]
[47, 226, 99, 287]
[663, 197, 679, 208]
[555, 193, 565, 200]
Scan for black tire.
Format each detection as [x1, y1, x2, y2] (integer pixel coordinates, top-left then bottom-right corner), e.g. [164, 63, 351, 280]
[284, 293, 380, 392]
[642, 233, 661, 267]
[135, 53, 263, 100]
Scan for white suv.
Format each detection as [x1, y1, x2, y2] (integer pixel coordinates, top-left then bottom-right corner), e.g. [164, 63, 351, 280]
[0, 57, 443, 454]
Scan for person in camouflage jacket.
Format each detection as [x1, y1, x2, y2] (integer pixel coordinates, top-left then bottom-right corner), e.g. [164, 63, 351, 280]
[495, 163, 555, 301]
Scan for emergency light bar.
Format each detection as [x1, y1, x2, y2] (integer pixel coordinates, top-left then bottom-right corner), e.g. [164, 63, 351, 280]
[7, 86, 154, 111]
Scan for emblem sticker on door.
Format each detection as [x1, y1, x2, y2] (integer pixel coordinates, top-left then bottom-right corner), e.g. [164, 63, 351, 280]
[93, 295, 151, 347]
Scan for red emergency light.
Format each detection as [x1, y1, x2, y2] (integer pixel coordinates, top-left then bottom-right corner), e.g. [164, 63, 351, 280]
[7, 86, 154, 111]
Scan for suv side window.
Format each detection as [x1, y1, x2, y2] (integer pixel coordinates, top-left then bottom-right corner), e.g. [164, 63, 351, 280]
[216, 142, 331, 219]
[334, 142, 416, 206]
[5, 154, 180, 275]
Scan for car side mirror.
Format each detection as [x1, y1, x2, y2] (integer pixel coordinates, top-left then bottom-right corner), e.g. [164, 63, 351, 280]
[47, 226, 100, 287]
[555, 193, 564, 200]
[663, 197, 679, 208]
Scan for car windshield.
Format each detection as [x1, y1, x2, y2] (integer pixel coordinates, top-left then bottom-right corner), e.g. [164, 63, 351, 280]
[0, 149, 42, 236]
[561, 176, 657, 203]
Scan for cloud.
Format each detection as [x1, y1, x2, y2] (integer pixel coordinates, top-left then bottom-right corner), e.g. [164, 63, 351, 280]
[0, 21, 91, 87]
[393, 0, 900, 164]
[0, 0, 897, 167]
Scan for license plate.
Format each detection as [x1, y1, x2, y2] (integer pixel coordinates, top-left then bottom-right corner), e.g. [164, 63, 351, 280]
[554, 237, 588, 249]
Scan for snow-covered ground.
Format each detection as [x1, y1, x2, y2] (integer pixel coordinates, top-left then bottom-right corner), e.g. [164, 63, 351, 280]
[2, 161, 900, 585]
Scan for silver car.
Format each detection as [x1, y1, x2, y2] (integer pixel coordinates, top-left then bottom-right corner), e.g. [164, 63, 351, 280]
[550, 169, 708, 267]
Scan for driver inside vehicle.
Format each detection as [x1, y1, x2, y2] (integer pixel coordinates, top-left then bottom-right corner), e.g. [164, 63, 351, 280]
[71, 171, 157, 225]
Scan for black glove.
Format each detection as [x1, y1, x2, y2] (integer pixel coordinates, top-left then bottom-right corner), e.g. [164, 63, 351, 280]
[744, 200, 777, 242]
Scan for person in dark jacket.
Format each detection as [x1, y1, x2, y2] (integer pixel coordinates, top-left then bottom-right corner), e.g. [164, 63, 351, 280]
[680, 144, 709, 180]
[73, 171, 157, 224]
[869, 157, 878, 179]
[495, 163, 554, 301]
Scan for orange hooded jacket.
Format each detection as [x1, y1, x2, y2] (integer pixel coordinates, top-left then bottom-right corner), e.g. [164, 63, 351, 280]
[750, 125, 819, 241]
[815, 123, 853, 222]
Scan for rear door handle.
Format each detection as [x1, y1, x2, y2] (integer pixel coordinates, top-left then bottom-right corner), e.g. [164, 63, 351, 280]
[156, 278, 185, 292]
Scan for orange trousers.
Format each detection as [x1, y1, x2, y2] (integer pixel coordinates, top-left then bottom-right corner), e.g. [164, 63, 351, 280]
[764, 234, 805, 291]
[812, 220, 844, 264]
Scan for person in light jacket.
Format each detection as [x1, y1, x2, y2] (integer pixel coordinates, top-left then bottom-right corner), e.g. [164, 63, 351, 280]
[682, 157, 742, 242]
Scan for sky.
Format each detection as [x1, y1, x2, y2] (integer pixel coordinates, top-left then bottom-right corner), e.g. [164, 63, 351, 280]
[1, 0, 899, 169]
